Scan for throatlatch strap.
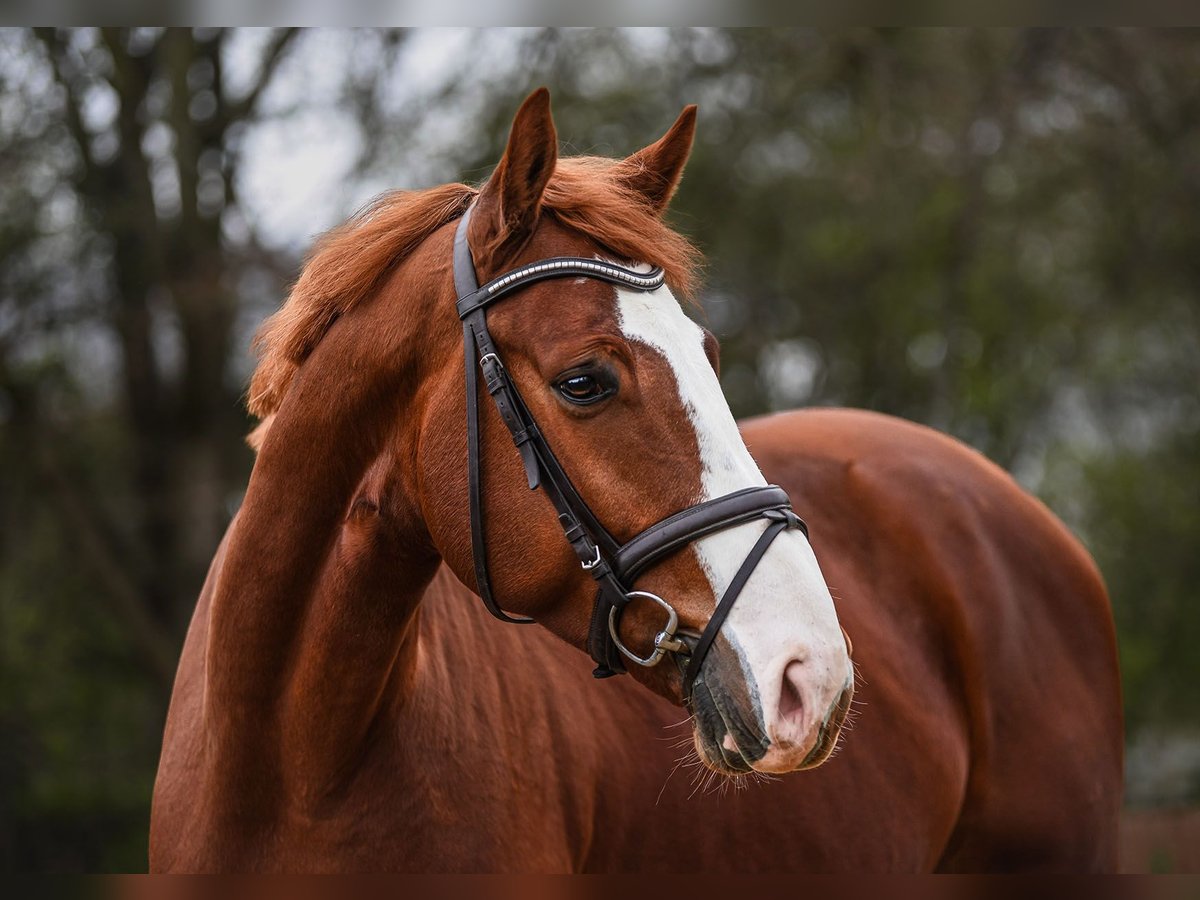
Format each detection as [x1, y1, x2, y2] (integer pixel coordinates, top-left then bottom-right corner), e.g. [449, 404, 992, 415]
[456, 208, 533, 624]
[463, 321, 533, 624]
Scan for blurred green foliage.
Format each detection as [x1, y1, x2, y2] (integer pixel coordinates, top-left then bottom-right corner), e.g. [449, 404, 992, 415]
[1, 27, 1198, 871]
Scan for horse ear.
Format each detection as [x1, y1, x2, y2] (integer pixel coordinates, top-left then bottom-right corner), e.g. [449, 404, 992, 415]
[469, 87, 558, 271]
[620, 105, 697, 213]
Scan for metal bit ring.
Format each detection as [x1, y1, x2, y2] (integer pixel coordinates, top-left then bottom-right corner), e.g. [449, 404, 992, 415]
[608, 591, 687, 667]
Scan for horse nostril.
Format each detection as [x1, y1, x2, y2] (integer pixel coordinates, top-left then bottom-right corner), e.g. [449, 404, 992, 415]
[778, 659, 806, 725]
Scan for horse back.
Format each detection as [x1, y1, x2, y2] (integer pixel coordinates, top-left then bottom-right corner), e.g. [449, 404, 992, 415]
[743, 407, 1123, 871]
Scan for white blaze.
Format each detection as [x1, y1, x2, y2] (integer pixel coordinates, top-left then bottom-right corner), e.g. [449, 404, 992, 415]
[615, 282, 851, 763]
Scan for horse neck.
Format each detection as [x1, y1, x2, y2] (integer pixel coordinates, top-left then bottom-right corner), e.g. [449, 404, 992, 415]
[201, 271, 449, 805]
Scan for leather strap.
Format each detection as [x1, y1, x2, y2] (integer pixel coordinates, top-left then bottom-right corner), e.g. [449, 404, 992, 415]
[456, 211, 533, 624]
[681, 515, 793, 701]
[615, 485, 803, 581]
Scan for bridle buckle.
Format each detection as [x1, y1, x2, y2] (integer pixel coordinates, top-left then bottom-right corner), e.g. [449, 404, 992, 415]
[580, 544, 602, 571]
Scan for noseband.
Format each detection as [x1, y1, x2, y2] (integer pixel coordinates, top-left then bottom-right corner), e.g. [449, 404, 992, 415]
[453, 206, 808, 700]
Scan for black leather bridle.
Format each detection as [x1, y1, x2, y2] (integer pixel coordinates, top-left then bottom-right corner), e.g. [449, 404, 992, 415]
[453, 206, 808, 700]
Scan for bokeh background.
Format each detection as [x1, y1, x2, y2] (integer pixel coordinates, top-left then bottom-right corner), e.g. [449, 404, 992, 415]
[1, 27, 1197, 872]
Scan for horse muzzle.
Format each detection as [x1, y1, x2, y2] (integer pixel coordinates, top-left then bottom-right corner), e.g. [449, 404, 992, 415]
[688, 638, 855, 776]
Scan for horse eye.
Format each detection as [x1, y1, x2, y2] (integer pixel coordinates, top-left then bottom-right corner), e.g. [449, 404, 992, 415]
[556, 372, 614, 405]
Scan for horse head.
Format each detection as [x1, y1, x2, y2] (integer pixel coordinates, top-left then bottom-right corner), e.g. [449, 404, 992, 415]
[424, 90, 854, 774]
[250, 88, 853, 777]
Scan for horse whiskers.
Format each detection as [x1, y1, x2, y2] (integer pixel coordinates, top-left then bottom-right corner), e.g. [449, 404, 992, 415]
[676, 753, 785, 801]
[655, 750, 694, 807]
[657, 718, 708, 805]
[658, 722, 699, 751]
[656, 715, 696, 744]
[685, 766, 709, 800]
[698, 768, 721, 799]
[850, 659, 867, 685]
[707, 765, 751, 799]
[684, 751, 724, 799]
[662, 714, 695, 731]
[655, 731, 698, 745]
[683, 752, 763, 800]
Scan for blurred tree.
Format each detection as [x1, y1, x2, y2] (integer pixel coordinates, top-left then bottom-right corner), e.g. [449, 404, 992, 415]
[1, 26, 310, 869]
[29, 27, 302, 646]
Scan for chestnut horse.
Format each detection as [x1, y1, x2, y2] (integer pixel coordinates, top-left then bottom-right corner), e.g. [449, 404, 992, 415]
[149, 89, 1122, 872]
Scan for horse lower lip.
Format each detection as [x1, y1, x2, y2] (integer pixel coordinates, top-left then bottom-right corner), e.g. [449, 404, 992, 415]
[724, 733, 757, 763]
[693, 718, 757, 773]
[800, 724, 831, 768]
[715, 744, 753, 773]
[720, 754, 747, 770]
[799, 690, 852, 769]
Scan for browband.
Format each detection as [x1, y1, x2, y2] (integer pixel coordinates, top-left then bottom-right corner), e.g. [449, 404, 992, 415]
[457, 257, 666, 318]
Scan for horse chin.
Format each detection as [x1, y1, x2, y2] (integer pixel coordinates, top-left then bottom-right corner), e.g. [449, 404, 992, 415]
[688, 681, 767, 776]
[794, 705, 849, 771]
[692, 734, 756, 776]
[690, 679, 854, 776]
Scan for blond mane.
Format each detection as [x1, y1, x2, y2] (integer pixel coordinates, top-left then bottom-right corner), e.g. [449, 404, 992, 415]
[247, 156, 703, 430]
